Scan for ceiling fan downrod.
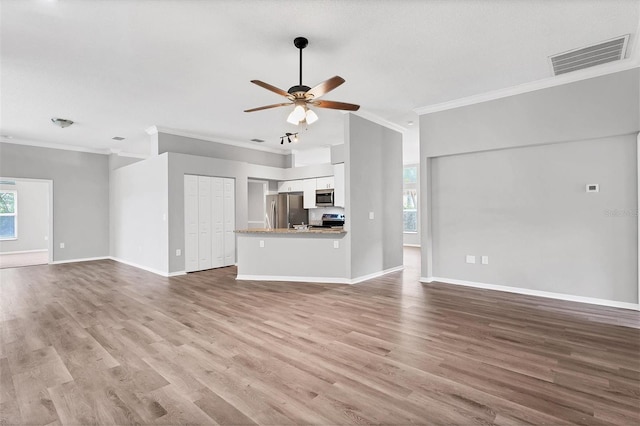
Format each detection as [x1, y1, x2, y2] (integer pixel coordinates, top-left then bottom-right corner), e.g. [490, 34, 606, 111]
[294, 37, 308, 87]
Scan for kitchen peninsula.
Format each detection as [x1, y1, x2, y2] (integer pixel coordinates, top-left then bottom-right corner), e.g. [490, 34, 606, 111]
[235, 227, 349, 284]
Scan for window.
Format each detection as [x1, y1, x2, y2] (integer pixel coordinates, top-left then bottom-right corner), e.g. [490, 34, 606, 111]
[403, 166, 418, 233]
[0, 191, 17, 240]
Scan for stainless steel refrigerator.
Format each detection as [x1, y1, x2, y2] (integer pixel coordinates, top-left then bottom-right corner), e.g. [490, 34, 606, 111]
[266, 193, 308, 229]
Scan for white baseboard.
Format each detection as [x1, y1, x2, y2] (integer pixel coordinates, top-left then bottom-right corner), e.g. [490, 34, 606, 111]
[168, 270, 186, 277]
[237, 265, 405, 285]
[350, 265, 405, 284]
[0, 249, 48, 255]
[403, 244, 421, 248]
[108, 257, 172, 277]
[421, 276, 639, 311]
[51, 256, 109, 265]
[236, 274, 349, 284]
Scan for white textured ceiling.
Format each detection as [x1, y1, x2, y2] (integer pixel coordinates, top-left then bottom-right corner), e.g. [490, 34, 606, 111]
[1, 0, 638, 160]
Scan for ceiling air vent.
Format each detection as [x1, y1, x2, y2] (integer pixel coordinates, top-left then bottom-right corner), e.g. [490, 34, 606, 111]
[550, 35, 629, 76]
[112, 136, 125, 141]
[250, 138, 265, 143]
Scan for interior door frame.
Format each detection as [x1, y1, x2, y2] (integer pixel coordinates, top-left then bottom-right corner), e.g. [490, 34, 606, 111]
[0, 176, 54, 264]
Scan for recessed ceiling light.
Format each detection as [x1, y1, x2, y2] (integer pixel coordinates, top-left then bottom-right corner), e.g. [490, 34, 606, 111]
[112, 136, 125, 141]
[407, 121, 414, 126]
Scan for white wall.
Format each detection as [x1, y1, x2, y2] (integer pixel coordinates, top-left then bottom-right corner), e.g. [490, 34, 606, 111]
[0, 180, 49, 253]
[111, 154, 169, 274]
[0, 143, 109, 262]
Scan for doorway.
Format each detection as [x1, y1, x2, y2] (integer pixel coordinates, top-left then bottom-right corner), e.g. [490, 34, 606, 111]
[0, 177, 53, 268]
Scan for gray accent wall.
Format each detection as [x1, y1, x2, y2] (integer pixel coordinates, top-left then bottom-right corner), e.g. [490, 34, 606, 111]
[346, 114, 403, 278]
[0, 143, 109, 261]
[0, 180, 49, 253]
[157, 132, 292, 168]
[422, 68, 640, 157]
[431, 135, 637, 303]
[420, 68, 640, 304]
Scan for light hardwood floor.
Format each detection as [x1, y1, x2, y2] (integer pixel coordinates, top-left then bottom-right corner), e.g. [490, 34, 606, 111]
[1, 247, 638, 425]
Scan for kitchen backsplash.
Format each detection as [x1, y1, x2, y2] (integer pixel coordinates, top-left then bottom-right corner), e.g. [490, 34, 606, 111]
[308, 207, 345, 225]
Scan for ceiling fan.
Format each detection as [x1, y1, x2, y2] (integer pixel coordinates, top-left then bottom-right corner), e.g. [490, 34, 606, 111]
[244, 37, 360, 125]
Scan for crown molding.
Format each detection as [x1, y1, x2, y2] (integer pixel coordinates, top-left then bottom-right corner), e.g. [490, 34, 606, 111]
[350, 111, 409, 134]
[415, 60, 640, 116]
[152, 126, 290, 155]
[0, 137, 110, 155]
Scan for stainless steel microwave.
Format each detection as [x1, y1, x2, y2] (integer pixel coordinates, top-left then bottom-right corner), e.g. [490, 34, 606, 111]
[316, 189, 334, 206]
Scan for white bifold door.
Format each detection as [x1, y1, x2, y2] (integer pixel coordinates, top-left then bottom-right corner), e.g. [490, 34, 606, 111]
[184, 175, 235, 273]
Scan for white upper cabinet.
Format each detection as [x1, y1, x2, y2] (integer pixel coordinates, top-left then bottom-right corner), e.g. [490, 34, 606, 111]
[316, 176, 335, 190]
[277, 180, 304, 193]
[333, 163, 345, 207]
[303, 179, 317, 209]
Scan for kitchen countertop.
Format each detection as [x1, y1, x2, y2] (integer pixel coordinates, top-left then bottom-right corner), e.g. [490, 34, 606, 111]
[235, 228, 346, 234]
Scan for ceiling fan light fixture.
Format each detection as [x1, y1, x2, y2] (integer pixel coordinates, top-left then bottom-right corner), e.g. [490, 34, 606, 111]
[305, 109, 319, 124]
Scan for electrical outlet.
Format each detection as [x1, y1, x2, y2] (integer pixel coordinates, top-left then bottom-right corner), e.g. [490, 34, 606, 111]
[176, 249, 181, 256]
[59, 242, 65, 249]
[369, 212, 374, 220]
[259, 240, 265, 248]
[465, 255, 475, 264]
[333, 240, 339, 249]
[481, 256, 489, 265]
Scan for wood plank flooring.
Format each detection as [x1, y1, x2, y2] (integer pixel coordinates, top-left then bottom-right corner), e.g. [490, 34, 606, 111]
[1, 248, 638, 425]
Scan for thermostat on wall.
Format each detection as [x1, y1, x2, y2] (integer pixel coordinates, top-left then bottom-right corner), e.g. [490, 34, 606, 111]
[586, 184, 599, 193]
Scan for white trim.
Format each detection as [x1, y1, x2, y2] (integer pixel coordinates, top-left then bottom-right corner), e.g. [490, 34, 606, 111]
[168, 270, 186, 277]
[414, 61, 640, 116]
[1, 178, 54, 264]
[349, 265, 405, 284]
[403, 244, 421, 248]
[1, 138, 109, 155]
[236, 265, 405, 285]
[51, 256, 110, 265]
[637, 132, 640, 306]
[108, 256, 170, 277]
[110, 149, 148, 159]
[236, 274, 350, 284]
[0, 249, 47, 255]
[0, 189, 17, 240]
[350, 111, 409, 134]
[420, 276, 640, 311]
[150, 125, 289, 155]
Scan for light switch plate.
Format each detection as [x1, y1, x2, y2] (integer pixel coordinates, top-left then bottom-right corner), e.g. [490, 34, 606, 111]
[369, 212, 374, 220]
[259, 240, 265, 248]
[465, 255, 475, 264]
[333, 240, 339, 249]
[176, 249, 181, 256]
[59, 243, 65, 249]
[481, 256, 489, 265]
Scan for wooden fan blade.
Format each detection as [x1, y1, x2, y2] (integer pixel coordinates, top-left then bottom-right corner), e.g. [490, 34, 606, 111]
[312, 99, 360, 111]
[306, 76, 345, 99]
[244, 102, 291, 112]
[250, 80, 292, 98]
